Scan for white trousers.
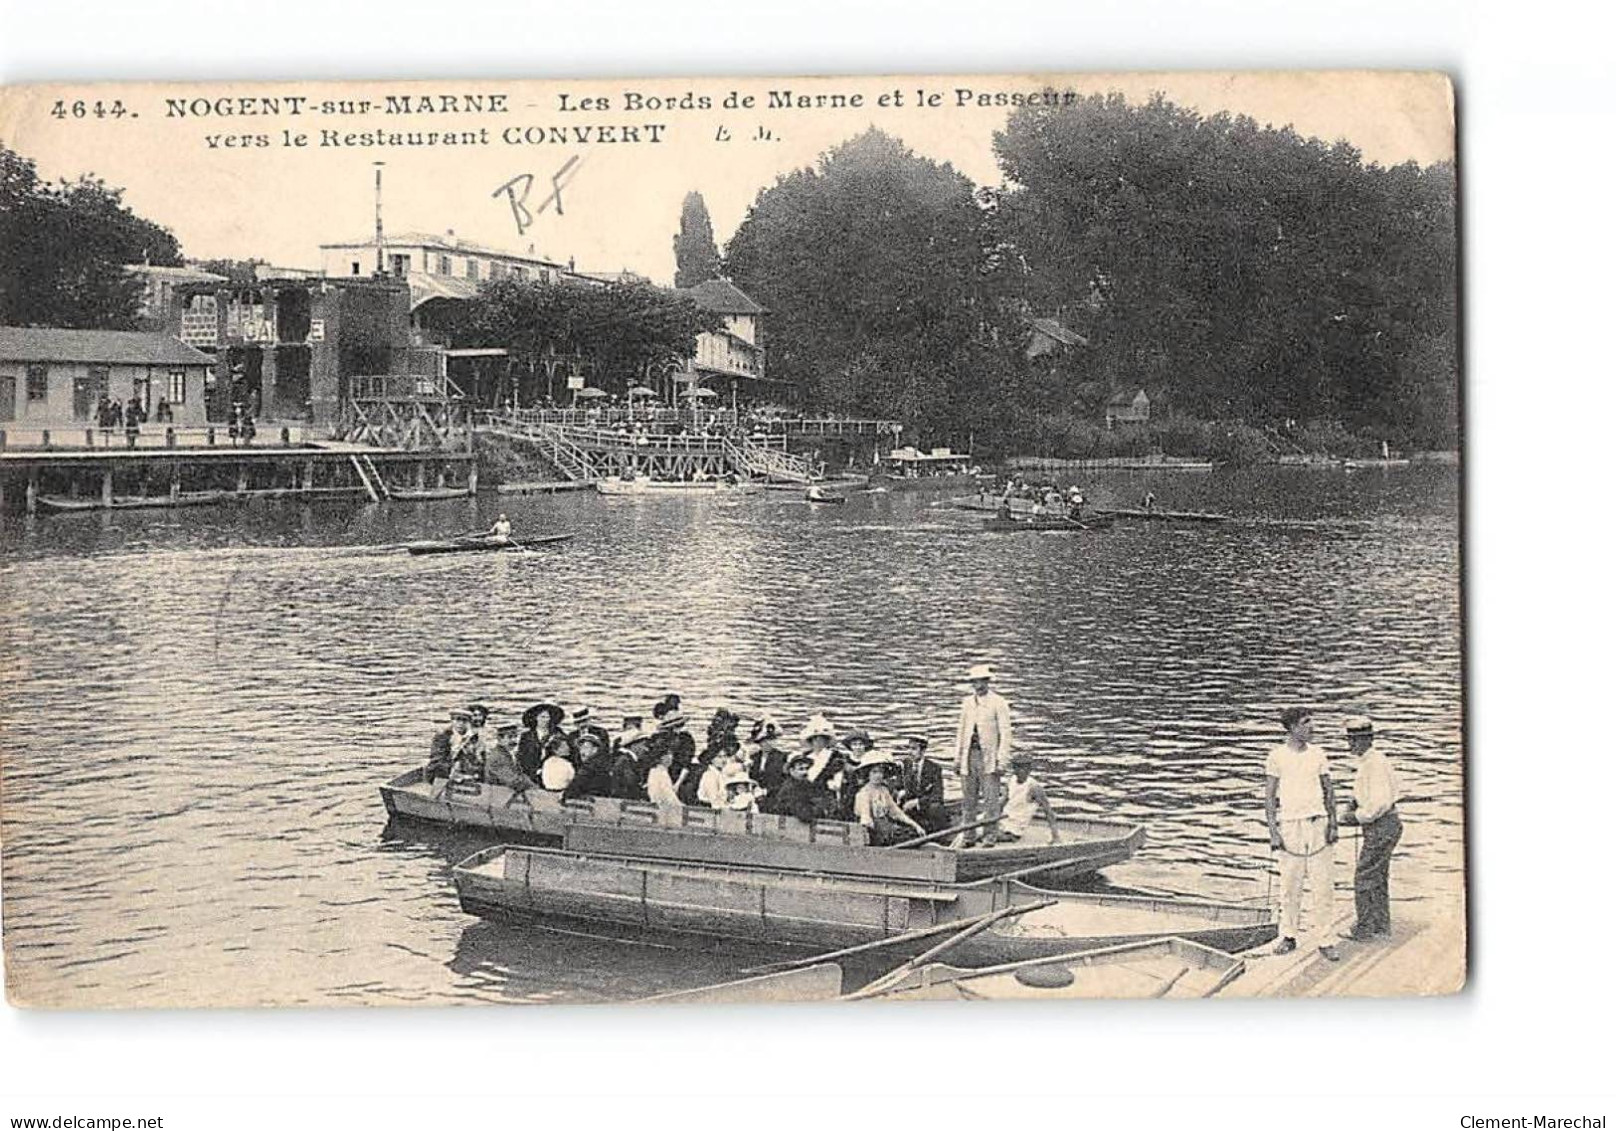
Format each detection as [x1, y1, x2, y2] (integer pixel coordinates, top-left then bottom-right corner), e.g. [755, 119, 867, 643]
[1277, 816, 1336, 940]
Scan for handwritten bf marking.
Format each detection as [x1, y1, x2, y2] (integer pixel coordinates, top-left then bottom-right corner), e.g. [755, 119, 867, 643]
[492, 155, 585, 236]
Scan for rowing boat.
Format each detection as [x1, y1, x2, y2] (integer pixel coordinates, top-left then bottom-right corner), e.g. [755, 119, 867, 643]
[981, 515, 1109, 533]
[36, 490, 234, 513]
[855, 935, 1246, 1001]
[403, 534, 573, 555]
[452, 846, 1277, 962]
[1090, 507, 1230, 523]
[380, 768, 1143, 884]
[638, 963, 843, 1005]
[596, 478, 759, 496]
[388, 486, 473, 501]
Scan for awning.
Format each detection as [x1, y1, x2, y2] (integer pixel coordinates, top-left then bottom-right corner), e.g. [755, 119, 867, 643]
[443, 348, 508, 358]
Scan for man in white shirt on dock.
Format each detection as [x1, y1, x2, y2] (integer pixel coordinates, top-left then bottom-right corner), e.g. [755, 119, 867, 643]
[1264, 706, 1341, 961]
[954, 663, 1013, 847]
[1340, 716, 1403, 941]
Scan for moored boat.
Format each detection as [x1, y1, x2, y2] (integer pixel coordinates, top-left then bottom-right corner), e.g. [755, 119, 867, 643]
[380, 768, 1143, 885]
[872, 446, 994, 492]
[1090, 507, 1230, 523]
[981, 515, 1109, 533]
[853, 935, 1246, 1001]
[36, 490, 235, 513]
[403, 534, 573, 555]
[638, 963, 843, 1005]
[452, 846, 1278, 962]
[387, 486, 474, 502]
[596, 477, 757, 496]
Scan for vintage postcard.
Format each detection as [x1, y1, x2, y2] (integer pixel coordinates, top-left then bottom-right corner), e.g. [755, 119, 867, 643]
[0, 71, 1461, 1009]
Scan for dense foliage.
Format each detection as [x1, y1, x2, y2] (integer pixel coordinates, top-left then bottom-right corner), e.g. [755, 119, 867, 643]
[461, 276, 723, 397]
[0, 143, 182, 329]
[725, 101, 1458, 453]
[725, 129, 1017, 445]
[672, 191, 722, 289]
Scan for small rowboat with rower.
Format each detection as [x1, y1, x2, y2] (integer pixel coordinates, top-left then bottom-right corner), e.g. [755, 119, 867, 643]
[404, 534, 573, 555]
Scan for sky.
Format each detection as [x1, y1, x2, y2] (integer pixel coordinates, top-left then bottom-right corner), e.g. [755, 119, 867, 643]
[0, 71, 1453, 286]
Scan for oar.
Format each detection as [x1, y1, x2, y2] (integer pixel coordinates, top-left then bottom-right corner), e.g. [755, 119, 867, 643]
[1151, 965, 1193, 998]
[739, 901, 1033, 977]
[844, 898, 1058, 1001]
[889, 817, 1002, 850]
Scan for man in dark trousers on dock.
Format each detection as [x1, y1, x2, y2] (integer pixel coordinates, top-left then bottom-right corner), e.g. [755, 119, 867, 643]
[1340, 716, 1403, 940]
[1264, 707, 1341, 961]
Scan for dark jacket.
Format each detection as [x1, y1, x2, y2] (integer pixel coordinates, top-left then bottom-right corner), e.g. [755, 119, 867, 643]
[895, 757, 949, 832]
[484, 743, 536, 793]
[765, 776, 823, 824]
[611, 752, 645, 800]
[426, 728, 457, 780]
[565, 750, 616, 801]
[750, 741, 789, 795]
[519, 730, 573, 780]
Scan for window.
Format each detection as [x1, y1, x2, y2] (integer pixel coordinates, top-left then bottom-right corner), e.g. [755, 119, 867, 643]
[389, 254, 411, 277]
[439, 255, 452, 275]
[489, 262, 505, 280]
[465, 259, 480, 281]
[351, 261, 362, 276]
[512, 265, 527, 279]
[26, 364, 48, 402]
[168, 369, 187, 404]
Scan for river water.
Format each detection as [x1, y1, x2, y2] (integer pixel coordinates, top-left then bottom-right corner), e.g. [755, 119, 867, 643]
[0, 466, 1463, 1008]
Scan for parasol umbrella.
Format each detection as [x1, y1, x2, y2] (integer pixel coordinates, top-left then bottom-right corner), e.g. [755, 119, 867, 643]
[575, 387, 608, 399]
[627, 386, 657, 397]
[683, 387, 719, 399]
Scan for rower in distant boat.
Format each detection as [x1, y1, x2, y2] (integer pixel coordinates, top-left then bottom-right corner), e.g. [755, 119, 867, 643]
[852, 753, 927, 846]
[999, 752, 1061, 842]
[483, 514, 513, 543]
[1142, 490, 1157, 513]
[1066, 485, 1086, 518]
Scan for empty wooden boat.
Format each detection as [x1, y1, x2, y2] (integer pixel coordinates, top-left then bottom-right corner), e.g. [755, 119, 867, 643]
[451, 845, 1278, 962]
[855, 936, 1245, 1001]
[637, 963, 843, 1005]
[1090, 507, 1230, 523]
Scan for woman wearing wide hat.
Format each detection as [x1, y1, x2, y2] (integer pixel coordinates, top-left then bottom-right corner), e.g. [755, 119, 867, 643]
[851, 751, 927, 846]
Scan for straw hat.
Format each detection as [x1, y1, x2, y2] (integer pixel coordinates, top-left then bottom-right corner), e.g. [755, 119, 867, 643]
[800, 714, 836, 743]
[966, 663, 995, 682]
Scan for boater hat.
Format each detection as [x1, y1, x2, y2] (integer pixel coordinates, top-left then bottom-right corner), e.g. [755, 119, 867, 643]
[966, 663, 995, 682]
[658, 711, 688, 732]
[449, 707, 474, 721]
[1344, 716, 1375, 735]
[571, 707, 593, 727]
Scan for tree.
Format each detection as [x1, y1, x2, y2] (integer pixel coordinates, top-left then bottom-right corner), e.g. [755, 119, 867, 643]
[672, 191, 722, 288]
[725, 129, 1013, 443]
[1, 142, 183, 329]
[462, 276, 722, 404]
[992, 94, 1458, 445]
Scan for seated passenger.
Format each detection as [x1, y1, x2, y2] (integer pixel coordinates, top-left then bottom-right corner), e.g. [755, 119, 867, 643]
[853, 756, 928, 846]
[999, 752, 1061, 842]
[894, 735, 949, 833]
[484, 721, 538, 803]
[763, 753, 823, 823]
[725, 776, 760, 814]
[539, 741, 576, 793]
[426, 707, 473, 783]
[645, 746, 682, 810]
[611, 727, 652, 801]
[695, 750, 732, 810]
[518, 703, 568, 780]
[564, 729, 615, 800]
[747, 717, 788, 794]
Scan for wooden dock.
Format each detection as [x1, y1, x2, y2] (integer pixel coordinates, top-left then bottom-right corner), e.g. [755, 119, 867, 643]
[1222, 898, 1466, 998]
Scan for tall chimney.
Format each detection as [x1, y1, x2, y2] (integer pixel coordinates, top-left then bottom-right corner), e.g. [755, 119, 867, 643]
[373, 162, 386, 275]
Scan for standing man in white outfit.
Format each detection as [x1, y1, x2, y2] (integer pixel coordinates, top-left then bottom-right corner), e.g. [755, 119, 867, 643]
[1264, 706, 1341, 961]
[954, 663, 1013, 847]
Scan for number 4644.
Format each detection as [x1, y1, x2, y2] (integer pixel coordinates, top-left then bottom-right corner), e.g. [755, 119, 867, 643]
[51, 99, 132, 120]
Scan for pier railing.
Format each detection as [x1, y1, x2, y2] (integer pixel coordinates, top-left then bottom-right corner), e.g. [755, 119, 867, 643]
[0, 423, 316, 452]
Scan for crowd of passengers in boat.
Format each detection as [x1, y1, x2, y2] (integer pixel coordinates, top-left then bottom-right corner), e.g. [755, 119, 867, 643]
[423, 691, 1061, 848]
